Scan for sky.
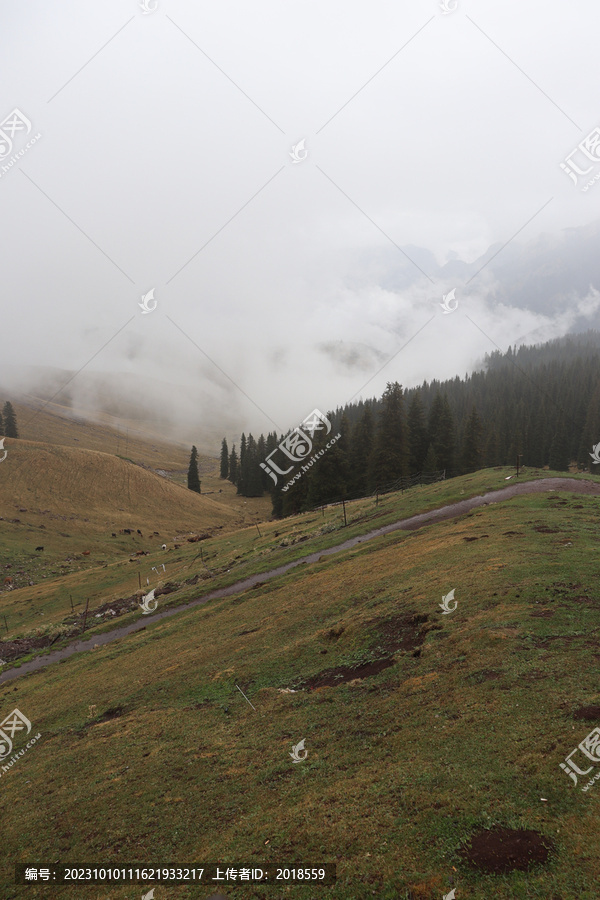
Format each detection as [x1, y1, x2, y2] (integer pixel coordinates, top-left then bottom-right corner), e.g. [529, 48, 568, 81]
[1, 0, 600, 449]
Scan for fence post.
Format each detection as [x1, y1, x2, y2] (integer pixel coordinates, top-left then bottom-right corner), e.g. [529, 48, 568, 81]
[342, 499, 347, 527]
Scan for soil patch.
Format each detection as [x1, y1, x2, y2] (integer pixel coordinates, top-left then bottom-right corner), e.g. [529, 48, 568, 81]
[0, 635, 55, 661]
[458, 826, 555, 873]
[573, 705, 600, 721]
[529, 610, 554, 618]
[533, 525, 560, 533]
[369, 613, 431, 654]
[299, 657, 395, 690]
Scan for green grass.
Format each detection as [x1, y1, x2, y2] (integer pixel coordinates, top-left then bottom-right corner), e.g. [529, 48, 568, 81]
[1, 470, 600, 898]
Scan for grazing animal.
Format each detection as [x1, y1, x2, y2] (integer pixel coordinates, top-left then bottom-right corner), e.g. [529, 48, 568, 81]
[35, 546, 44, 552]
[4, 577, 12, 586]
[161, 544, 167, 550]
[111, 533, 116, 537]
[137, 529, 142, 535]
[82, 550, 90, 556]
[123, 528, 132, 534]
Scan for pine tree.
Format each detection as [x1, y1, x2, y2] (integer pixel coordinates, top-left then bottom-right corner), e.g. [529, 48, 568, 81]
[187, 446, 201, 493]
[461, 405, 483, 473]
[228, 445, 238, 485]
[407, 391, 429, 472]
[237, 434, 247, 494]
[548, 419, 570, 471]
[2, 402, 18, 438]
[219, 438, 229, 479]
[428, 393, 455, 475]
[422, 443, 438, 473]
[368, 382, 410, 489]
[348, 405, 375, 496]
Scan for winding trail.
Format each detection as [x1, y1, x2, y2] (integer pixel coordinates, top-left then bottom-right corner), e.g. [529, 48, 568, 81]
[2, 476, 598, 686]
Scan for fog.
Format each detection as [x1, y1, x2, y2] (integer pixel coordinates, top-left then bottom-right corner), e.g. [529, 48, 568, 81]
[1, 0, 599, 448]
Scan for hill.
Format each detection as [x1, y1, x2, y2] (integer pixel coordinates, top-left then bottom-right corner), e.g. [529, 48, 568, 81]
[1, 470, 599, 898]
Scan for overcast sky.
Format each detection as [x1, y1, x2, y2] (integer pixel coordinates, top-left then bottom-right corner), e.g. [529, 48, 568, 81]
[1, 0, 599, 448]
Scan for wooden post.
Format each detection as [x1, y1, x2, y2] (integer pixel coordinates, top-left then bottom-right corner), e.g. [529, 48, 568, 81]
[342, 499, 347, 527]
[321, 506, 324, 517]
[255, 522, 262, 538]
[81, 599, 89, 634]
[138, 572, 141, 589]
[3, 615, 8, 633]
[70, 594, 74, 612]
[376, 490, 379, 507]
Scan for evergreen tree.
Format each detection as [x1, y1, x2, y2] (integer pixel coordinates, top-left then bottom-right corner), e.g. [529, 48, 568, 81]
[219, 438, 229, 479]
[548, 419, 570, 471]
[305, 413, 349, 507]
[2, 402, 17, 438]
[368, 382, 410, 489]
[228, 445, 238, 485]
[0, 412, 3, 436]
[348, 404, 375, 497]
[407, 391, 429, 472]
[461, 405, 483, 473]
[187, 445, 201, 493]
[428, 393, 455, 475]
[237, 434, 247, 494]
[422, 443, 438, 473]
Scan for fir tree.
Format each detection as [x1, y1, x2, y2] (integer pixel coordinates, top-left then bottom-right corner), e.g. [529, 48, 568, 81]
[407, 391, 429, 472]
[2, 402, 18, 438]
[548, 419, 570, 471]
[219, 438, 229, 479]
[461, 405, 483, 473]
[187, 446, 201, 493]
[348, 405, 375, 496]
[237, 434, 247, 494]
[228, 445, 238, 485]
[422, 443, 438, 473]
[368, 382, 410, 489]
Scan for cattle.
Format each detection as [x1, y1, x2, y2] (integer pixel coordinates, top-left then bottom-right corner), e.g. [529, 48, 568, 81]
[82, 550, 90, 556]
[35, 546, 44, 552]
[161, 544, 167, 550]
[137, 529, 142, 535]
[112, 533, 116, 537]
[4, 577, 12, 586]
[122, 528, 132, 535]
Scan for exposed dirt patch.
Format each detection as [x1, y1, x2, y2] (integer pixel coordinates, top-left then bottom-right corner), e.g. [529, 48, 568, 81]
[0, 635, 55, 661]
[98, 706, 124, 721]
[300, 657, 396, 690]
[154, 581, 180, 598]
[529, 610, 555, 618]
[458, 826, 556, 873]
[533, 525, 560, 533]
[573, 705, 600, 721]
[369, 613, 432, 654]
[503, 530, 524, 536]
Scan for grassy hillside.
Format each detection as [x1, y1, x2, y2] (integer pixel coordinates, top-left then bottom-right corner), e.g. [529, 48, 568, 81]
[1, 471, 599, 898]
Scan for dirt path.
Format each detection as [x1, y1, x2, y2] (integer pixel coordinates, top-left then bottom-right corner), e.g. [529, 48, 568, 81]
[1, 476, 598, 686]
